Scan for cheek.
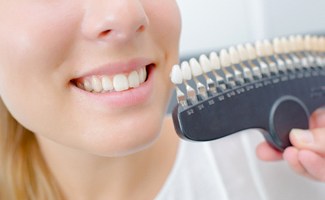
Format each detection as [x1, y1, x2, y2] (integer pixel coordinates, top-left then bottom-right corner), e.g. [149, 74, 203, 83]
[0, 3, 81, 85]
[0, 3, 81, 130]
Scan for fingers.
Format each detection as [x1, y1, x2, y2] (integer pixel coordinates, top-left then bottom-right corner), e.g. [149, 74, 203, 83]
[290, 128, 325, 155]
[298, 150, 325, 182]
[282, 147, 312, 179]
[256, 141, 283, 161]
[310, 108, 325, 129]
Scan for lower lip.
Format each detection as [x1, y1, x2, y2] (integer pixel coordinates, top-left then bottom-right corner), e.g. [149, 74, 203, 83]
[71, 66, 155, 108]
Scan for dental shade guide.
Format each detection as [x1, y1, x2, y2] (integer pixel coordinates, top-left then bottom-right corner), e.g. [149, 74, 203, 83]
[170, 35, 325, 152]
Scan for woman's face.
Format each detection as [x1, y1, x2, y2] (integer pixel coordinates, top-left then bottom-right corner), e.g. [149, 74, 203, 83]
[0, 0, 181, 156]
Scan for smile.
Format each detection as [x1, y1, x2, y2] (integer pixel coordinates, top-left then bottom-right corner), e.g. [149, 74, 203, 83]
[73, 65, 151, 93]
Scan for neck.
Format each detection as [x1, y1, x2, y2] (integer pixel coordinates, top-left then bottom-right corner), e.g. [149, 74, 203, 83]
[36, 117, 179, 200]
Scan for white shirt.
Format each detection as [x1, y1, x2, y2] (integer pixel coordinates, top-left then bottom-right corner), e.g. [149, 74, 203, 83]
[155, 129, 325, 200]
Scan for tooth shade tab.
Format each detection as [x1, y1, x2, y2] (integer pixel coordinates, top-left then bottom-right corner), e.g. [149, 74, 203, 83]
[181, 61, 192, 81]
[255, 40, 265, 57]
[229, 46, 240, 64]
[171, 64, 183, 85]
[199, 54, 213, 73]
[311, 36, 319, 51]
[220, 49, 231, 67]
[237, 44, 248, 61]
[273, 38, 283, 54]
[319, 37, 325, 52]
[304, 35, 312, 51]
[263, 39, 273, 56]
[282, 37, 293, 53]
[296, 35, 304, 51]
[189, 58, 203, 77]
[209, 52, 221, 70]
[245, 43, 257, 60]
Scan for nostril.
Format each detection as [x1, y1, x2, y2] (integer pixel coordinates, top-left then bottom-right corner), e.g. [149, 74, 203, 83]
[137, 25, 145, 33]
[99, 29, 112, 38]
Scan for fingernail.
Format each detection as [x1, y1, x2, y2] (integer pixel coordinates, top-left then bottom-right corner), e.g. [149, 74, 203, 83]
[290, 129, 314, 144]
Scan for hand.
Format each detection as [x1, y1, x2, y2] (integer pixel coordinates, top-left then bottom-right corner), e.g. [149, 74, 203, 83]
[256, 108, 325, 182]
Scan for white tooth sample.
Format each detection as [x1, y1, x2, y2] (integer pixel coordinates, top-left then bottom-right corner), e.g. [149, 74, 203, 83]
[170, 64, 183, 84]
[199, 54, 212, 73]
[280, 36, 296, 53]
[304, 35, 312, 51]
[319, 36, 325, 52]
[84, 80, 93, 92]
[296, 35, 304, 51]
[236, 44, 248, 61]
[220, 49, 231, 68]
[102, 76, 113, 91]
[113, 74, 129, 91]
[273, 38, 283, 54]
[311, 36, 319, 52]
[263, 40, 273, 56]
[288, 35, 298, 52]
[128, 70, 140, 88]
[181, 61, 192, 80]
[138, 68, 146, 83]
[209, 52, 221, 70]
[229, 46, 240, 64]
[245, 43, 257, 60]
[189, 58, 203, 77]
[255, 41, 265, 57]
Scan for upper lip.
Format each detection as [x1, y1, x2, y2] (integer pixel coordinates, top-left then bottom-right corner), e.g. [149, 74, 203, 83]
[73, 57, 154, 79]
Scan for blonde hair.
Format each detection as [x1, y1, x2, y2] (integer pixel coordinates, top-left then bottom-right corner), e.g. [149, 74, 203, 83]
[0, 99, 63, 200]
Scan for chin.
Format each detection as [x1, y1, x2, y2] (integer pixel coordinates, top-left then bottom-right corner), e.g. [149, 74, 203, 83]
[73, 103, 166, 157]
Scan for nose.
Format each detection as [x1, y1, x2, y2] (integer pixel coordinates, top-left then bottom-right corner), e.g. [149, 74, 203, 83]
[81, 0, 149, 43]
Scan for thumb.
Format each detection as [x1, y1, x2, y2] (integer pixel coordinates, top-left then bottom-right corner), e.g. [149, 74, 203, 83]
[290, 128, 325, 155]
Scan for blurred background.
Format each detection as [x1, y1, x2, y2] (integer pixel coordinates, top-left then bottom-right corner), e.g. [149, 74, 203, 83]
[177, 0, 325, 55]
[167, 0, 325, 112]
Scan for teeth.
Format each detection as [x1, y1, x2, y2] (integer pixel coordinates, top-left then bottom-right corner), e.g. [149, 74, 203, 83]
[181, 61, 192, 81]
[113, 74, 128, 92]
[92, 76, 103, 93]
[84, 80, 93, 92]
[169, 34, 325, 108]
[189, 58, 203, 76]
[128, 71, 140, 88]
[102, 76, 113, 91]
[263, 40, 273, 56]
[255, 41, 265, 57]
[171, 64, 183, 85]
[76, 67, 148, 93]
[209, 52, 221, 70]
[199, 54, 213, 73]
[229, 46, 240, 64]
[273, 38, 283, 54]
[220, 49, 231, 67]
[139, 67, 147, 83]
[236, 44, 249, 61]
[304, 35, 312, 51]
[245, 43, 257, 60]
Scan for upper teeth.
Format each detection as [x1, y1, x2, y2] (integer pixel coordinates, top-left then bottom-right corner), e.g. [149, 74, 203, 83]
[76, 67, 147, 93]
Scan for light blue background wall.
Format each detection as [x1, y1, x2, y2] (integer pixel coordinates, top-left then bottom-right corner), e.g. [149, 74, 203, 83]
[177, 0, 325, 56]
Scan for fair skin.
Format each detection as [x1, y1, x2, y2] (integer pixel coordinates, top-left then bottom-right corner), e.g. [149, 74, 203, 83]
[0, 0, 181, 199]
[257, 108, 325, 182]
[0, 0, 324, 199]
